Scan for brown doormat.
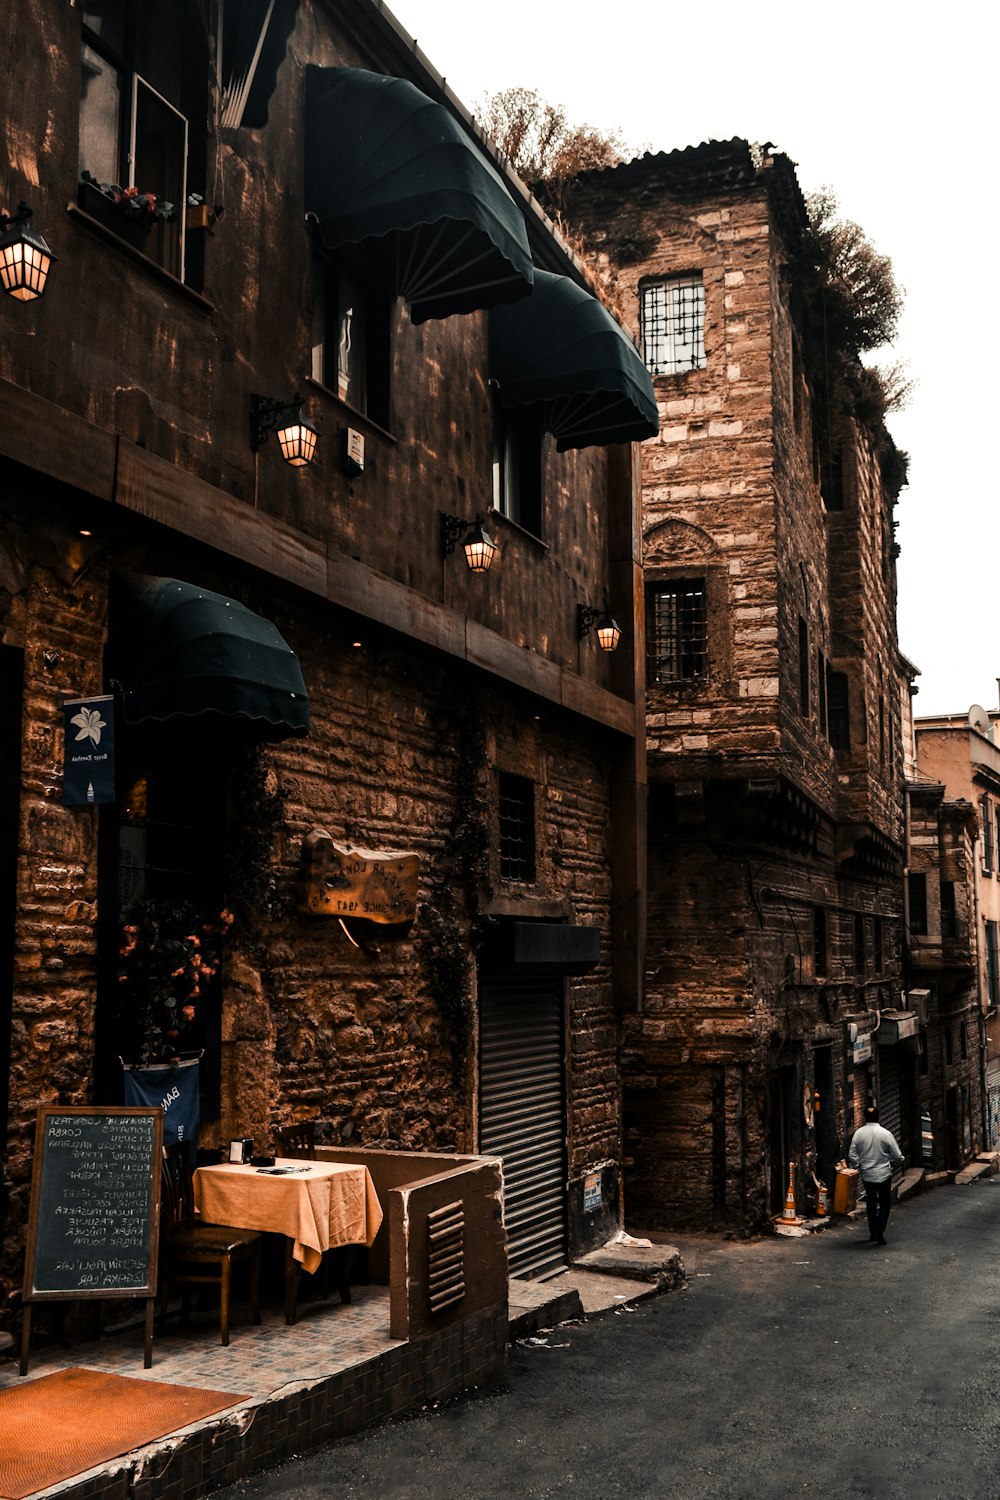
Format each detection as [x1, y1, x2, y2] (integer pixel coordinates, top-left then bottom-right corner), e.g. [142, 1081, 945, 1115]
[0, 1366, 248, 1499]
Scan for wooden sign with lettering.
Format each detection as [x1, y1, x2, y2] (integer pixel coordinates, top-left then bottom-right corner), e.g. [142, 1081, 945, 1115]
[20, 1106, 163, 1374]
[300, 829, 420, 926]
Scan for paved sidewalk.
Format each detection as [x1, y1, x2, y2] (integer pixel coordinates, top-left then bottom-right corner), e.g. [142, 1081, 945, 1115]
[0, 1236, 685, 1499]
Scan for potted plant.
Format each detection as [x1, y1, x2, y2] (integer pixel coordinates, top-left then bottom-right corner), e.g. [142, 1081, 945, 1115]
[116, 898, 233, 1065]
[78, 170, 176, 250]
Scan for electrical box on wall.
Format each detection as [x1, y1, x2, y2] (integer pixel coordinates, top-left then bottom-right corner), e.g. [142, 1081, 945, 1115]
[342, 426, 365, 475]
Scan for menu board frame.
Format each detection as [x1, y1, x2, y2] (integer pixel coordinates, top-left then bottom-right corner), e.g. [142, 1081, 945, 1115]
[20, 1106, 163, 1374]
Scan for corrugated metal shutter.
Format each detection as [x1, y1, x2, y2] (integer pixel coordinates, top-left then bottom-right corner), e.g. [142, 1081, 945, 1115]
[878, 1047, 902, 1156]
[479, 974, 567, 1280]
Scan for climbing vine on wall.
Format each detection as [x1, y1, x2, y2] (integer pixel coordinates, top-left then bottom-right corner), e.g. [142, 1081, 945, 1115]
[418, 688, 492, 1085]
[224, 745, 289, 929]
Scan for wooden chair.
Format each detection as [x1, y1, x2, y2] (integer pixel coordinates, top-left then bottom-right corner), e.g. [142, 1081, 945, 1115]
[159, 1142, 262, 1346]
[274, 1120, 317, 1159]
[273, 1121, 355, 1321]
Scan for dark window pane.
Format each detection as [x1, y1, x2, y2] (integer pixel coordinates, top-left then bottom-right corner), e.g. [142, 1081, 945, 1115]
[827, 670, 850, 750]
[908, 873, 928, 936]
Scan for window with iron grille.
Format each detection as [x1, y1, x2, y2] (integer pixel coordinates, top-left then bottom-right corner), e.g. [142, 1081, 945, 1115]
[646, 580, 707, 685]
[640, 275, 706, 376]
[497, 772, 536, 883]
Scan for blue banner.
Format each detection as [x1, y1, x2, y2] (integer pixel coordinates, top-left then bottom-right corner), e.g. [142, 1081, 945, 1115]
[123, 1058, 201, 1164]
[63, 694, 116, 805]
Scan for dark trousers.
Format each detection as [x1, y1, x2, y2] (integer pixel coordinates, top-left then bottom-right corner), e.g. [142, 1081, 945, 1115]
[863, 1177, 892, 1240]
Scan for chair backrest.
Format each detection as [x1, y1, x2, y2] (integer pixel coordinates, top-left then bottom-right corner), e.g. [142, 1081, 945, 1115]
[275, 1120, 317, 1160]
[161, 1141, 196, 1230]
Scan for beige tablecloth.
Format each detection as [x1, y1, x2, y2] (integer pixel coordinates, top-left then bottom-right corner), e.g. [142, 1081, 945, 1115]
[193, 1160, 383, 1274]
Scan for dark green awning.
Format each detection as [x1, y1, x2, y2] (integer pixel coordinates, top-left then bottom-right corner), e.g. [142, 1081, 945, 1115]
[489, 269, 659, 450]
[305, 66, 533, 324]
[118, 577, 309, 740]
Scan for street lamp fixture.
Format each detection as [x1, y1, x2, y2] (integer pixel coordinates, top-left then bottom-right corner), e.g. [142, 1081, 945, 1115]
[0, 202, 56, 301]
[578, 603, 622, 653]
[250, 393, 319, 467]
[440, 512, 498, 573]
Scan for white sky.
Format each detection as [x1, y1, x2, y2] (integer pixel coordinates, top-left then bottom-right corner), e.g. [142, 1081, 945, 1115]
[392, 0, 999, 718]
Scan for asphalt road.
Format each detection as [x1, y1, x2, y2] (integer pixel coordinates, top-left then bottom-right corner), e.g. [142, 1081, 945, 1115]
[218, 1181, 1000, 1499]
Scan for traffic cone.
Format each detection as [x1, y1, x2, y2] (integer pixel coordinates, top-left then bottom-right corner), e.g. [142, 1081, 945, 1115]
[813, 1174, 830, 1217]
[776, 1158, 802, 1225]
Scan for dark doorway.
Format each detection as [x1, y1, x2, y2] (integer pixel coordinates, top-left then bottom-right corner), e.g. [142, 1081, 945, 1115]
[767, 1064, 798, 1217]
[813, 1045, 837, 1189]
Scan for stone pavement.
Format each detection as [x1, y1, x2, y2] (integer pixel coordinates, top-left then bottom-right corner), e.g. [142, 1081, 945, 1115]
[0, 1235, 684, 1500]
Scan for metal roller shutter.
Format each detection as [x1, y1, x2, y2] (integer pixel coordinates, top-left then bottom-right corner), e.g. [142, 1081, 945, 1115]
[878, 1047, 902, 1157]
[479, 974, 567, 1280]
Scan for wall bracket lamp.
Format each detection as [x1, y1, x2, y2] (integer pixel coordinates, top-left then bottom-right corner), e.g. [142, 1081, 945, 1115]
[439, 512, 498, 573]
[578, 603, 622, 653]
[250, 392, 319, 467]
[0, 201, 56, 301]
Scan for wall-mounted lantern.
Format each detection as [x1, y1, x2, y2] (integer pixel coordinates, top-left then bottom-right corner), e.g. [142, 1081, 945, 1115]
[578, 603, 622, 653]
[0, 202, 56, 301]
[440, 512, 498, 573]
[250, 393, 319, 467]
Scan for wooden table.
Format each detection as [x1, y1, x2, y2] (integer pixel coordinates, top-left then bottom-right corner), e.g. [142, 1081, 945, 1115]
[193, 1159, 383, 1322]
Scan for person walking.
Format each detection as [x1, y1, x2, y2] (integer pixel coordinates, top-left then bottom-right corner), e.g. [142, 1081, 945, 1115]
[848, 1104, 904, 1246]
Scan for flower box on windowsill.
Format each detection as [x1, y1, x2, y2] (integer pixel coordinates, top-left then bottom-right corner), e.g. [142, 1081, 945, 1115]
[77, 179, 154, 250]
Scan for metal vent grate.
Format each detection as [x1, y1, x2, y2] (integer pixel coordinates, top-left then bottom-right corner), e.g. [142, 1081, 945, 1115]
[427, 1201, 465, 1315]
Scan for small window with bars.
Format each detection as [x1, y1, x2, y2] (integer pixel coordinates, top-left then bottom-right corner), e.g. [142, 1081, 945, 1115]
[646, 579, 707, 685]
[497, 772, 536, 883]
[640, 275, 706, 376]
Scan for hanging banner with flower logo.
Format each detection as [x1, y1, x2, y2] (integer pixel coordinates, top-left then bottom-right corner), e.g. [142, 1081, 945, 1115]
[62, 694, 116, 805]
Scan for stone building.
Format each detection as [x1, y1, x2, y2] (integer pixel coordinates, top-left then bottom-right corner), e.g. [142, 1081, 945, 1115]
[908, 699, 1000, 1162]
[0, 0, 657, 1324]
[560, 141, 909, 1229]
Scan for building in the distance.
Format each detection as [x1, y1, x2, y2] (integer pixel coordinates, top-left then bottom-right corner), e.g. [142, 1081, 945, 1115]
[561, 140, 909, 1229]
[908, 699, 1000, 1163]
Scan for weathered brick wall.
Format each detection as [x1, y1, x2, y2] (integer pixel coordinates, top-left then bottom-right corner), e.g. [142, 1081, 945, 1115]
[0, 545, 626, 1308]
[0, 524, 109, 1268]
[212, 595, 623, 1171]
[827, 426, 904, 843]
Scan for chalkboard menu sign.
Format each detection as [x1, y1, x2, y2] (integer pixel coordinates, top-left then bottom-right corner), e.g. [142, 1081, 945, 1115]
[20, 1106, 163, 1374]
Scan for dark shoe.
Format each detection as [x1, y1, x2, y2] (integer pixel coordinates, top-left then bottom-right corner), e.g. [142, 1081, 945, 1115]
[876, 1236, 887, 1246]
[869, 1234, 877, 1242]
